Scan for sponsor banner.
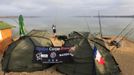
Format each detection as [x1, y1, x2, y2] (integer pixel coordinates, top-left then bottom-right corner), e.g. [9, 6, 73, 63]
[33, 46, 73, 63]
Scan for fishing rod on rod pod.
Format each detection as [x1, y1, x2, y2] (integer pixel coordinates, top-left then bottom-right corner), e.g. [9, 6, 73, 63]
[118, 28, 134, 43]
[111, 28, 134, 51]
[112, 20, 133, 42]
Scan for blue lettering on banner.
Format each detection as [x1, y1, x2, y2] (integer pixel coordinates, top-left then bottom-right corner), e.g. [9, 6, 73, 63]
[35, 46, 49, 51]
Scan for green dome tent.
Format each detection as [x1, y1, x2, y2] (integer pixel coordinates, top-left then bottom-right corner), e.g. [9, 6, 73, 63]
[1, 30, 53, 72]
[1, 30, 121, 75]
[57, 31, 96, 75]
[90, 38, 121, 75]
[57, 31, 121, 75]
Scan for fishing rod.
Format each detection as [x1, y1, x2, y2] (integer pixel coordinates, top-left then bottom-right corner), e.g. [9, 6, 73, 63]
[118, 28, 134, 43]
[111, 28, 134, 51]
[98, 11, 103, 38]
[113, 21, 133, 41]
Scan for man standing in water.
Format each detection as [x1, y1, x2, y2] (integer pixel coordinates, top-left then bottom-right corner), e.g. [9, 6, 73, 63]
[52, 24, 56, 36]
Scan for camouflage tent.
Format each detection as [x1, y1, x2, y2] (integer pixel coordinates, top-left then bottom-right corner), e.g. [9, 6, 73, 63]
[57, 31, 121, 75]
[57, 31, 96, 75]
[1, 30, 121, 75]
[1, 30, 53, 72]
[90, 38, 121, 75]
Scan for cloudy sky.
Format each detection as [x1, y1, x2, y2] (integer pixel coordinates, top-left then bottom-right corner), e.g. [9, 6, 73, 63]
[1, 0, 134, 37]
[0, 0, 134, 16]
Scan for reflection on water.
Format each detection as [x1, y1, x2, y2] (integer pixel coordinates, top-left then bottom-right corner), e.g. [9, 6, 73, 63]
[2, 17, 134, 40]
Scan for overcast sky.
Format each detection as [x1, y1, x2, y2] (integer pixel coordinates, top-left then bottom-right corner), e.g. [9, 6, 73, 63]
[0, 0, 134, 16]
[1, 0, 134, 37]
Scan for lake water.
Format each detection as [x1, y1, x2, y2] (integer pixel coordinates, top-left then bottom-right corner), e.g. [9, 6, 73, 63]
[1, 17, 134, 40]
